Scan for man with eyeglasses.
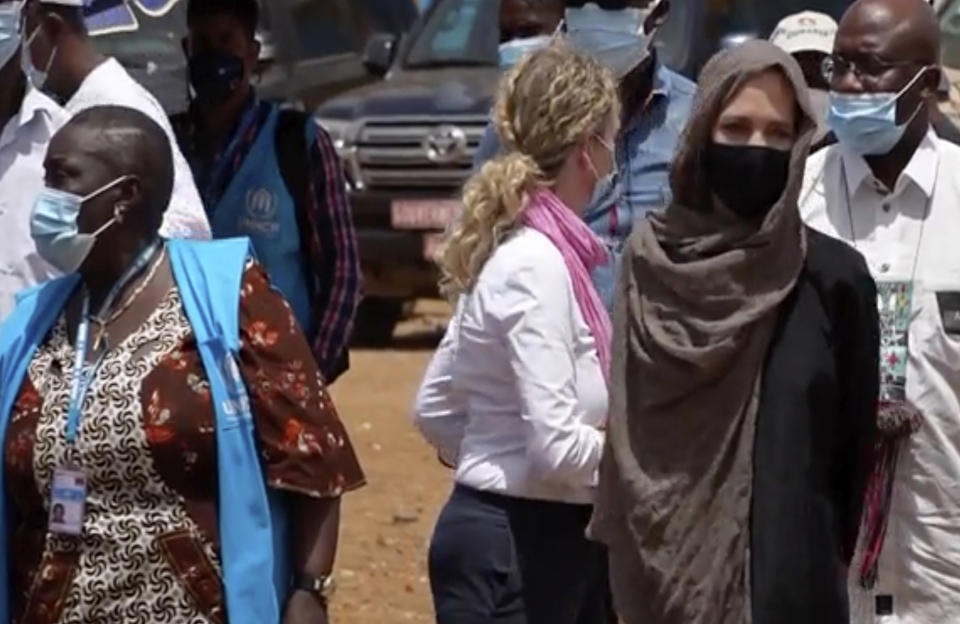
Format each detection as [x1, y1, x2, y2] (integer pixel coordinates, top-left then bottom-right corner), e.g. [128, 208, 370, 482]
[800, 0, 960, 621]
[474, 0, 695, 311]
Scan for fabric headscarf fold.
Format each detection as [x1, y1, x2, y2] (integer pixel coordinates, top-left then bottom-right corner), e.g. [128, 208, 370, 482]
[589, 40, 817, 624]
[523, 188, 612, 378]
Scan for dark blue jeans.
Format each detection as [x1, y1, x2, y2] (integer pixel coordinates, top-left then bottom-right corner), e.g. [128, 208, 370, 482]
[428, 485, 615, 624]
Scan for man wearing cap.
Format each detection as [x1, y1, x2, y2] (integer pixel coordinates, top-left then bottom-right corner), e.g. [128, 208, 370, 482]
[773, 9, 960, 149]
[0, 0, 65, 320]
[19, 0, 211, 240]
[770, 11, 837, 143]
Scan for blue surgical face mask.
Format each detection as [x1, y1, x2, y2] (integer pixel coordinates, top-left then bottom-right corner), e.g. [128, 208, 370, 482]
[0, 2, 21, 72]
[21, 22, 55, 92]
[498, 34, 551, 69]
[565, 1, 661, 79]
[828, 67, 933, 156]
[30, 176, 131, 273]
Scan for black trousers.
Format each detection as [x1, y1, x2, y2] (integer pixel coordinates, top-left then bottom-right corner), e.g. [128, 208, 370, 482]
[428, 485, 615, 624]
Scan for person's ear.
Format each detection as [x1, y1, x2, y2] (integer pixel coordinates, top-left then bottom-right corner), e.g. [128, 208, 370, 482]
[921, 66, 942, 99]
[645, 0, 669, 34]
[577, 135, 597, 176]
[114, 177, 142, 224]
[40, 10, 66, 43]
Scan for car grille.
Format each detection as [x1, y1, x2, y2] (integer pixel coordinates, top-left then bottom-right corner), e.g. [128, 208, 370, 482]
[350, 116, 489, 192]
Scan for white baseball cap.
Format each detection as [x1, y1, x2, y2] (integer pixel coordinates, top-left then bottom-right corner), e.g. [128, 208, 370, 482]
[769, 11, 838, 56]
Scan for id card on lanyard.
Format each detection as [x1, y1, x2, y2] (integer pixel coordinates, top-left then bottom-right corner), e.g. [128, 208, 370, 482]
[840, 157, 929, 432]
[877, 281, 913, 404]
[49, 240, 162, 536]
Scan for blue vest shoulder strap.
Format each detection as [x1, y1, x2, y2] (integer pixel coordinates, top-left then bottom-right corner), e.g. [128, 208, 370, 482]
[168, 238, 284, 624]
[167, 238, 249, 349]
[0, 274, 80, 623]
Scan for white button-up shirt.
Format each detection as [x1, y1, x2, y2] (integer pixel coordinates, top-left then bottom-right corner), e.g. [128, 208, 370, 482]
[65, 58, 210, 240]
[0, 87, 66, 320]
[414, 228, 607, 505]
[801, 129, 960, 624]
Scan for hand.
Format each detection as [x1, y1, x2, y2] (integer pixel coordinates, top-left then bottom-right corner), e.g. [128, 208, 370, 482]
[284, 590, 329, 624]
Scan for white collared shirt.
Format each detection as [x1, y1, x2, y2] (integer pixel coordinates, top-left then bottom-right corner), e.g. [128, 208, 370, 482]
[65, 58, 211, 240]
[801, 129, 960, 624]
[0, 87, 66, 320]
[414, 228, 607, 505]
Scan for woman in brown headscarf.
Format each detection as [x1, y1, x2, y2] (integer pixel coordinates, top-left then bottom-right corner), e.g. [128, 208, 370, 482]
[590, 41, 880, 624]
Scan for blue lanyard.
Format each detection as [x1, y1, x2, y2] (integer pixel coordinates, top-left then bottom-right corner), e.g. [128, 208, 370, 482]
[202, 98, 262, 209]
[65, 240, 163, 444]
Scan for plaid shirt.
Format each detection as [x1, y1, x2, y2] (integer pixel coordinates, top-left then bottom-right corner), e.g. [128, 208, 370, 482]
[173, 97, 362, 381]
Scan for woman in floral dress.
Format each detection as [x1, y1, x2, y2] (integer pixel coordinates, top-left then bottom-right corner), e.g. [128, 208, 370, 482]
[0, 106, 364, 624]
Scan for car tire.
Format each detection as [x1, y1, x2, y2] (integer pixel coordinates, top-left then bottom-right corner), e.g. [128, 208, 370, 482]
[353, 297, 407, 346]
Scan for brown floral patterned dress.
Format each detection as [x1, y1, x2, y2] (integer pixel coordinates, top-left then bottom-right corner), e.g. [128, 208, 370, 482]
[3, 264, 365, 624]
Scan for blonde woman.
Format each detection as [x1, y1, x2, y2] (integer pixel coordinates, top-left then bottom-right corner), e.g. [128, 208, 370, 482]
[414, 45, 619, 624]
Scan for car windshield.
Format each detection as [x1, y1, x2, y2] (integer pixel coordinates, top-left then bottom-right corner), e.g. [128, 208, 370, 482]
[404, 0, 498, 69]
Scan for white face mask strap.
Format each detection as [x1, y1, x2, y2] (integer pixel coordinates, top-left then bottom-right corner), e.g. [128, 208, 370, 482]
[886, 66, 936, 125]
[40, 37, 56, 75]
[24, 22, 39, 44]
[584, 136, 612, 183]
[896, 65, 936, 100]
[551, 18, 564, 40]
[89, 214, 117, 238]
[642, 0, 664, 37]
[593, 134, 615, 155]
[82, 174, 133, 203]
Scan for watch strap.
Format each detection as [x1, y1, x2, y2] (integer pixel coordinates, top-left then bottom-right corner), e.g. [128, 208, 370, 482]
[293, 572, 335, 601]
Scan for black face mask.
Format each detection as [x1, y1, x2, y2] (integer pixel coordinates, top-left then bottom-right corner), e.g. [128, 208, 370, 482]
[704, 142, 791, 220]
[188, 49, 245, 106]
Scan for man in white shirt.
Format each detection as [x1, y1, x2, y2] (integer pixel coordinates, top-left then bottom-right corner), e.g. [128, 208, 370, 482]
[800, 0, 960, 621]
[0, 0, 65, 318]
[20, 0, 210, 240]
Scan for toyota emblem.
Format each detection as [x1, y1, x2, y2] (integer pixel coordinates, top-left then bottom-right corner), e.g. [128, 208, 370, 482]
[423, 125, 468, 164]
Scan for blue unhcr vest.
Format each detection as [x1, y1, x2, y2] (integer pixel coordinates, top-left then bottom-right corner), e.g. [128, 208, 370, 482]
[0, 238, 288, 624]
[210, 103, 316, 337]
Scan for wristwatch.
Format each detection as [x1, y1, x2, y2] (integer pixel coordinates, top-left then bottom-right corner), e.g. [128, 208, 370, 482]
[293, 572, 337, 607]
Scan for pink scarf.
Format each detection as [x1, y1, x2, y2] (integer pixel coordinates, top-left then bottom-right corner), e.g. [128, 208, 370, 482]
[522, 188, 612, 379]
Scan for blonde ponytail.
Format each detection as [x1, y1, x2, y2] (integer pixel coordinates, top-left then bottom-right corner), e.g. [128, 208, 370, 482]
[439, 152, 542, 298]
[437, 43, 619, 299]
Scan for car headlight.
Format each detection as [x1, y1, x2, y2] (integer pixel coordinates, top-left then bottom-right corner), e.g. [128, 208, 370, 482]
[315, 117, 364, 191]
[315, 117, 356, 155]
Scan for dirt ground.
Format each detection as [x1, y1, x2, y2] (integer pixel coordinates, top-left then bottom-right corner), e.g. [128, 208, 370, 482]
[328, 301, 452, 624]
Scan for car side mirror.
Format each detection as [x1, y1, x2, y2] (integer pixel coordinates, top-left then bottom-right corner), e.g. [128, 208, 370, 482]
[364, 33, 398, 76]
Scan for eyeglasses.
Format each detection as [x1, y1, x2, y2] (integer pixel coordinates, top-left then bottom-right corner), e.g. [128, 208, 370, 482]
[821, 53, 923, 82]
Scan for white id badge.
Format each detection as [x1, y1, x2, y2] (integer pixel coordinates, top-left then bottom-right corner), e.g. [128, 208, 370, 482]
[49, 466, 87, 536]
